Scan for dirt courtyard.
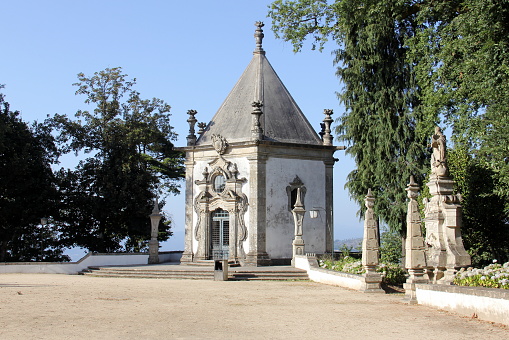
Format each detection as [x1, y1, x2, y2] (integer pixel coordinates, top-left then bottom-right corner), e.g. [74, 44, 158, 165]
[0, 274, 507, 339]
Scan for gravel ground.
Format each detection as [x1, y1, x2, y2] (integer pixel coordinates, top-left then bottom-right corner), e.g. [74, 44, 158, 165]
[0, 273, 507, 339]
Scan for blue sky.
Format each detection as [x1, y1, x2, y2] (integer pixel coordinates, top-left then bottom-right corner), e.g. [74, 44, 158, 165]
[2, 1, 364, 259]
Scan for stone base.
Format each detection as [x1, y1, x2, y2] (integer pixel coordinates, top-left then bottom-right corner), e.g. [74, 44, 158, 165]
[403, 278, 429, 304]
[403, 283, 419, 304]
[180, 252, 194, 263]
[359, 273, 384, 293]
[148, 254, 159, 264]
[245, 252, 272, 266]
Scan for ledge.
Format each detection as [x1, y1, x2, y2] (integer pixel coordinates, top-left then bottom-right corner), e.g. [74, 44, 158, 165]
[415, 283, 509, 325]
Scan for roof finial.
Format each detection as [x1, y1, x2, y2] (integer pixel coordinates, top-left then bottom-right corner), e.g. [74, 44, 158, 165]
[254, 21, 265, 55]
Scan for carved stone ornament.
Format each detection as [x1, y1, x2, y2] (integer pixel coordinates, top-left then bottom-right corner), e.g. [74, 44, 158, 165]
[211, 134, 228, 155]
[193, 154, 248, 263]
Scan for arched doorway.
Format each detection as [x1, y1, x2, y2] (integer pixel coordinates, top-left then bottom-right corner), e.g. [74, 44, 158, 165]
[211, 208, 229, 259]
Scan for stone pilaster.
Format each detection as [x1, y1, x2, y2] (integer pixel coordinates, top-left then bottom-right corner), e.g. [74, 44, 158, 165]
[245, 153, 271, 266]
[324, 159, 335, 254]
[181, 158, 195, 263]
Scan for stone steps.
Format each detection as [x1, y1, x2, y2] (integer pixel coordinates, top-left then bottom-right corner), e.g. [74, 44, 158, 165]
[81, 266, 308, 281]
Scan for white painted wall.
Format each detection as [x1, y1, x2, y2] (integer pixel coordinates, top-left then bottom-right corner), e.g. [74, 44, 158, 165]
[416, 285, 509, 325]
[265, 158, 327, 259]
[0, 252, 183, 275]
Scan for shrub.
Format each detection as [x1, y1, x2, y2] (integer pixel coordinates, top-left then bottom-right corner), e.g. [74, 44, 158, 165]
[318, 257, 406, 285]
[454, 261, 509, 289]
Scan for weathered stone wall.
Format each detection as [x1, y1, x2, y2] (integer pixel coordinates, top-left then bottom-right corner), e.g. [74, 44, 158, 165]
[265, 157, 327, 259]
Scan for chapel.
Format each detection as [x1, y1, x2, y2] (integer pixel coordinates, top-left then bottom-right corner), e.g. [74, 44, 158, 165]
[180, 22, 341, 266]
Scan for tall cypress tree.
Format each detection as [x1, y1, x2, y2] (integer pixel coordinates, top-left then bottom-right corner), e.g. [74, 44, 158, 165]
[269, 0, 429, 233]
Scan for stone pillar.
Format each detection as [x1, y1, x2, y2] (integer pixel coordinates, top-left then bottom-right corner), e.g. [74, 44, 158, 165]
[148, 199, 162, 264]
[196, 205, 210, 261]
[322, 109, 333, 146]
[403, 176, 429, 303]
[251, 101, 264, 141]
[181, 158, 195, 263]
[424, 127, 471, 283]
[186, 110, 197, 146]
[245, 153, 271, 266]
[361, 189, 383, 292]
[291, 188, 306, 266]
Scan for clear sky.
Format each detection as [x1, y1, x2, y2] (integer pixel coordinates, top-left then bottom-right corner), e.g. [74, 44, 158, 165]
[2, 0, 364, 259]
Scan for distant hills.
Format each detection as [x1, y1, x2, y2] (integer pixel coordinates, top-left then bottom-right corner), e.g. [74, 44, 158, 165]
[334, 237, 362, 252]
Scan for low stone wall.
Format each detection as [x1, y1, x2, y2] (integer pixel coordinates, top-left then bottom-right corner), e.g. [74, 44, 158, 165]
[294, 255, 364, 291]
[0, 251, 183, 275]
[415, 283, 509, 325]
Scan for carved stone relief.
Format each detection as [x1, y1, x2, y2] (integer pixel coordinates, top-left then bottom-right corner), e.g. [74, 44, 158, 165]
[192, 135, 249, 263]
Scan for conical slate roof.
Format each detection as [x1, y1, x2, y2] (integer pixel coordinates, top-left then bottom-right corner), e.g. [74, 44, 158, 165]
[196, 23, 322, 146]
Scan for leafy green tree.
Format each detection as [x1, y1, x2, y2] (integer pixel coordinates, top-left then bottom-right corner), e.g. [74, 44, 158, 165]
[269, 0, 429, 234]
[50, 68, 184, 253]
[411, 0, 509, 211]
[448, 147, 509, 266]
[0, 87, 69, 261]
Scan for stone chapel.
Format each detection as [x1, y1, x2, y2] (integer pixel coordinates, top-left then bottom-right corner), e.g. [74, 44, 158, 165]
[180, 22, 341, 266]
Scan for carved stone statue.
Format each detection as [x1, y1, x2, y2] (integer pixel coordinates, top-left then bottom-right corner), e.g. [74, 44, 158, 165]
[430, 126, 448, 177]
[423, 127, 470, 284]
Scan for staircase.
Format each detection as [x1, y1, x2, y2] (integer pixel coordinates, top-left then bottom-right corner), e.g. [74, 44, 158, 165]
[81, 264, 309, 281]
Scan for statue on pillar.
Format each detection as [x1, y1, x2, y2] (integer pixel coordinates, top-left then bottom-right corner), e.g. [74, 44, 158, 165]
[423, 127, 471, 283]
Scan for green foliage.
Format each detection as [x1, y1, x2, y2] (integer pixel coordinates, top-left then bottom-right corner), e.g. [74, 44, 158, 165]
[377, 263, 407, 286]
[269, 0, 429, 234]
[319, 256, 406, 285]
[269, 0, 509, 266]
[0, 87, 69, 262]
[319, 256, 364, 274]
[380, 227, 402, 264]
[411, 0, 509, 209]
[49, 68, 185, 253]
[454, 262, 509, 289]
[448, 146, 509, 267]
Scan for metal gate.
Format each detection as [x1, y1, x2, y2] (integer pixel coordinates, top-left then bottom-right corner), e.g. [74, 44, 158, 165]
[211, 209, 229, 259]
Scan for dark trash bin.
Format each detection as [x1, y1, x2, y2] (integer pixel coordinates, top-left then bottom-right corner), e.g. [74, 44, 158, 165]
[213, 250, 229, 281]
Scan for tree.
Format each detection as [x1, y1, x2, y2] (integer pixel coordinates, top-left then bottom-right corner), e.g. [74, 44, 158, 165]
[0, 87, 69, 261]
[448, 146, 509, 266]
[269, 0, 429, 234]
[411, 0, 509, 210]
[50, 68, 184, 252]
[268, 0, 509, 261]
